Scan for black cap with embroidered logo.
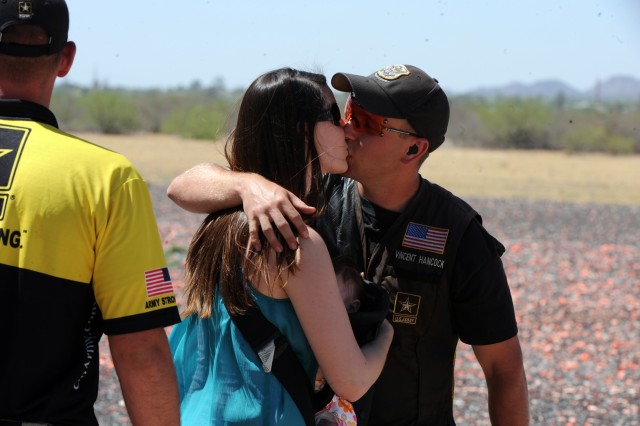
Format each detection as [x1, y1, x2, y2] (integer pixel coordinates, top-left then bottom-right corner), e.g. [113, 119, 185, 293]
[331, 64, 450, 152]
[0, 0, 69, 57]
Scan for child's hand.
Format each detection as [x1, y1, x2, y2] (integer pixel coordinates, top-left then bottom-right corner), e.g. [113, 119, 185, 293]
[314, 368, 327, 392]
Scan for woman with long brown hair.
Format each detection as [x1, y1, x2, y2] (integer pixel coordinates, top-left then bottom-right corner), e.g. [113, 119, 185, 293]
[169, 68, 393, 425]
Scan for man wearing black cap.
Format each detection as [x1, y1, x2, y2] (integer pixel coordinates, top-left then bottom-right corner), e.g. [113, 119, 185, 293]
[166, 64, 529, 425]
[0, 1, 181, 425]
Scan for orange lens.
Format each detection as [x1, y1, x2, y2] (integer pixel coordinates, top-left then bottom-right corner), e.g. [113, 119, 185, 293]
[344, 96, 385, 136]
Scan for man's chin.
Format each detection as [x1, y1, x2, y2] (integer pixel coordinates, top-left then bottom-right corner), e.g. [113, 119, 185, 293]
[340, 156, 355, 178]
[341, 168, 356, 179]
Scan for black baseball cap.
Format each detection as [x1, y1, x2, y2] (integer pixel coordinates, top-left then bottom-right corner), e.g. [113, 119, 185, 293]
[0, 0, 69, 57]
[332, 64, 450, 152]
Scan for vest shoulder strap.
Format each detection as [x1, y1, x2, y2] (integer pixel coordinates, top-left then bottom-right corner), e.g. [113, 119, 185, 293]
[229, 307, 317, 425]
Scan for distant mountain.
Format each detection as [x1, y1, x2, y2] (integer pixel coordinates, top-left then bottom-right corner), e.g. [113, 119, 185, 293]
[584, 76, 640, 101]
[460, 75, 640, 101]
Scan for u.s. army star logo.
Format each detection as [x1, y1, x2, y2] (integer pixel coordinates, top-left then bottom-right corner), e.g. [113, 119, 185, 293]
[392, 291, 420, 325]
[0, 125, 29, 220]
[18, 2, 34, 19]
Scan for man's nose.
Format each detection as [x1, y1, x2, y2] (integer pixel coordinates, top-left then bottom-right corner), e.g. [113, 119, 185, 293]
[343, 121, 359, 141]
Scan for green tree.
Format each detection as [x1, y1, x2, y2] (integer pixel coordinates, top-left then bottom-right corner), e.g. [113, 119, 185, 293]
[559, 124, 607, 152]
[448, 97, 490, 147]
[160, 100, 231, 140]
[81, 90, 139, 134]
[476, 98, 554, 149]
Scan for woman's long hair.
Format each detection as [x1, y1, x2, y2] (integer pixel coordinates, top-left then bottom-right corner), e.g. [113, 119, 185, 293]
[183, 68, 329, 318]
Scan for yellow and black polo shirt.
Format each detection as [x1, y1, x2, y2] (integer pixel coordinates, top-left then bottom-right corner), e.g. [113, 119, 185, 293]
[0, 99, 180, 425]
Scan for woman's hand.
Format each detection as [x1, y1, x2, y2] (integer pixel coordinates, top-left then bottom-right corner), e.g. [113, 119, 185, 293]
[241, 174, 316, 252]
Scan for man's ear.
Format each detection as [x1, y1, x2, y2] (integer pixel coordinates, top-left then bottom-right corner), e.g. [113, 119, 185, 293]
[406, 144, 418, 155]
[401, 138, 429, 163]
[57, 41, 76, 78]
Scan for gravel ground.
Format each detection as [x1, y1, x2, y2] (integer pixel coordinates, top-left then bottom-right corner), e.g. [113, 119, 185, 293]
[95, 184, 640, 425]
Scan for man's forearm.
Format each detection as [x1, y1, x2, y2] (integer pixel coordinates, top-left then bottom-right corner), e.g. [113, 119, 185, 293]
[166, 163, 241, 213]
[487, 369, 530, 425]
[109, 329, 180, 426]
[473, 336, 530, 425]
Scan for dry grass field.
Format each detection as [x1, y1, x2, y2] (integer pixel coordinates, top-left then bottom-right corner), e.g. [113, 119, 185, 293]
[79, 132, 640, 206]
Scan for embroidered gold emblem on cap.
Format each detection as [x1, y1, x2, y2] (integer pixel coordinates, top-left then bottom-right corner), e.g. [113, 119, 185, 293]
[376, 64, 411, 81]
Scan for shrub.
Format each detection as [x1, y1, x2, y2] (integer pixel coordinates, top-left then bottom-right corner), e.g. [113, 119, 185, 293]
[448, 99, 488, 147]
[603, 135, 635, 154]
[475, 98, 554, 149]
[81, 91, 138, 134]
[160, 101, 230, 140]
[559, 124, 607, 152]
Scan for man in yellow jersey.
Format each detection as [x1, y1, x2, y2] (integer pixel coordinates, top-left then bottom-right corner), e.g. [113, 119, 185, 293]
[0, 1, 181, 425]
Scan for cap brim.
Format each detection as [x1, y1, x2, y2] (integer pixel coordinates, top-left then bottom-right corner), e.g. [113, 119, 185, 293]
[330, 73, 353, 93]
[331, 72, 403, 117]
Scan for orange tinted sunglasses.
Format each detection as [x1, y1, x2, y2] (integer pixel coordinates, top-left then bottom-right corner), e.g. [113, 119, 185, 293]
[344, 95, 420, 138]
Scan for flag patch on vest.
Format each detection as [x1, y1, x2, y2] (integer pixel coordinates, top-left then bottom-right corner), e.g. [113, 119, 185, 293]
[401, 222, 449, 254]
[392, 292, 421, 325]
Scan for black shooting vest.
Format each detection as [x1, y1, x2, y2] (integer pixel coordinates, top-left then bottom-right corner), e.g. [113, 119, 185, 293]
[316, 176, 480, 426]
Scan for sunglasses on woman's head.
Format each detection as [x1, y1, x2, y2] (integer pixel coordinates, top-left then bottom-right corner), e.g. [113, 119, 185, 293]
[345, 95, 420, 138]
[317, 103, 342, 127]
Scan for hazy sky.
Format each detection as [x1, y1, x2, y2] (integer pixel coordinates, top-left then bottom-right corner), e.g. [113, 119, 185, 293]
[64, 0, 640, 94]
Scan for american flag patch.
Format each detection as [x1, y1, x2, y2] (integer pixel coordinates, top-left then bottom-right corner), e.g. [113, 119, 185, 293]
[401, 222, 449, 254]
[144, 267, 173, 298]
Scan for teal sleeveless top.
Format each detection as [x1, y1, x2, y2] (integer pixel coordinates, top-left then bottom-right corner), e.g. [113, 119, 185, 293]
[169, 288, 318, 425]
